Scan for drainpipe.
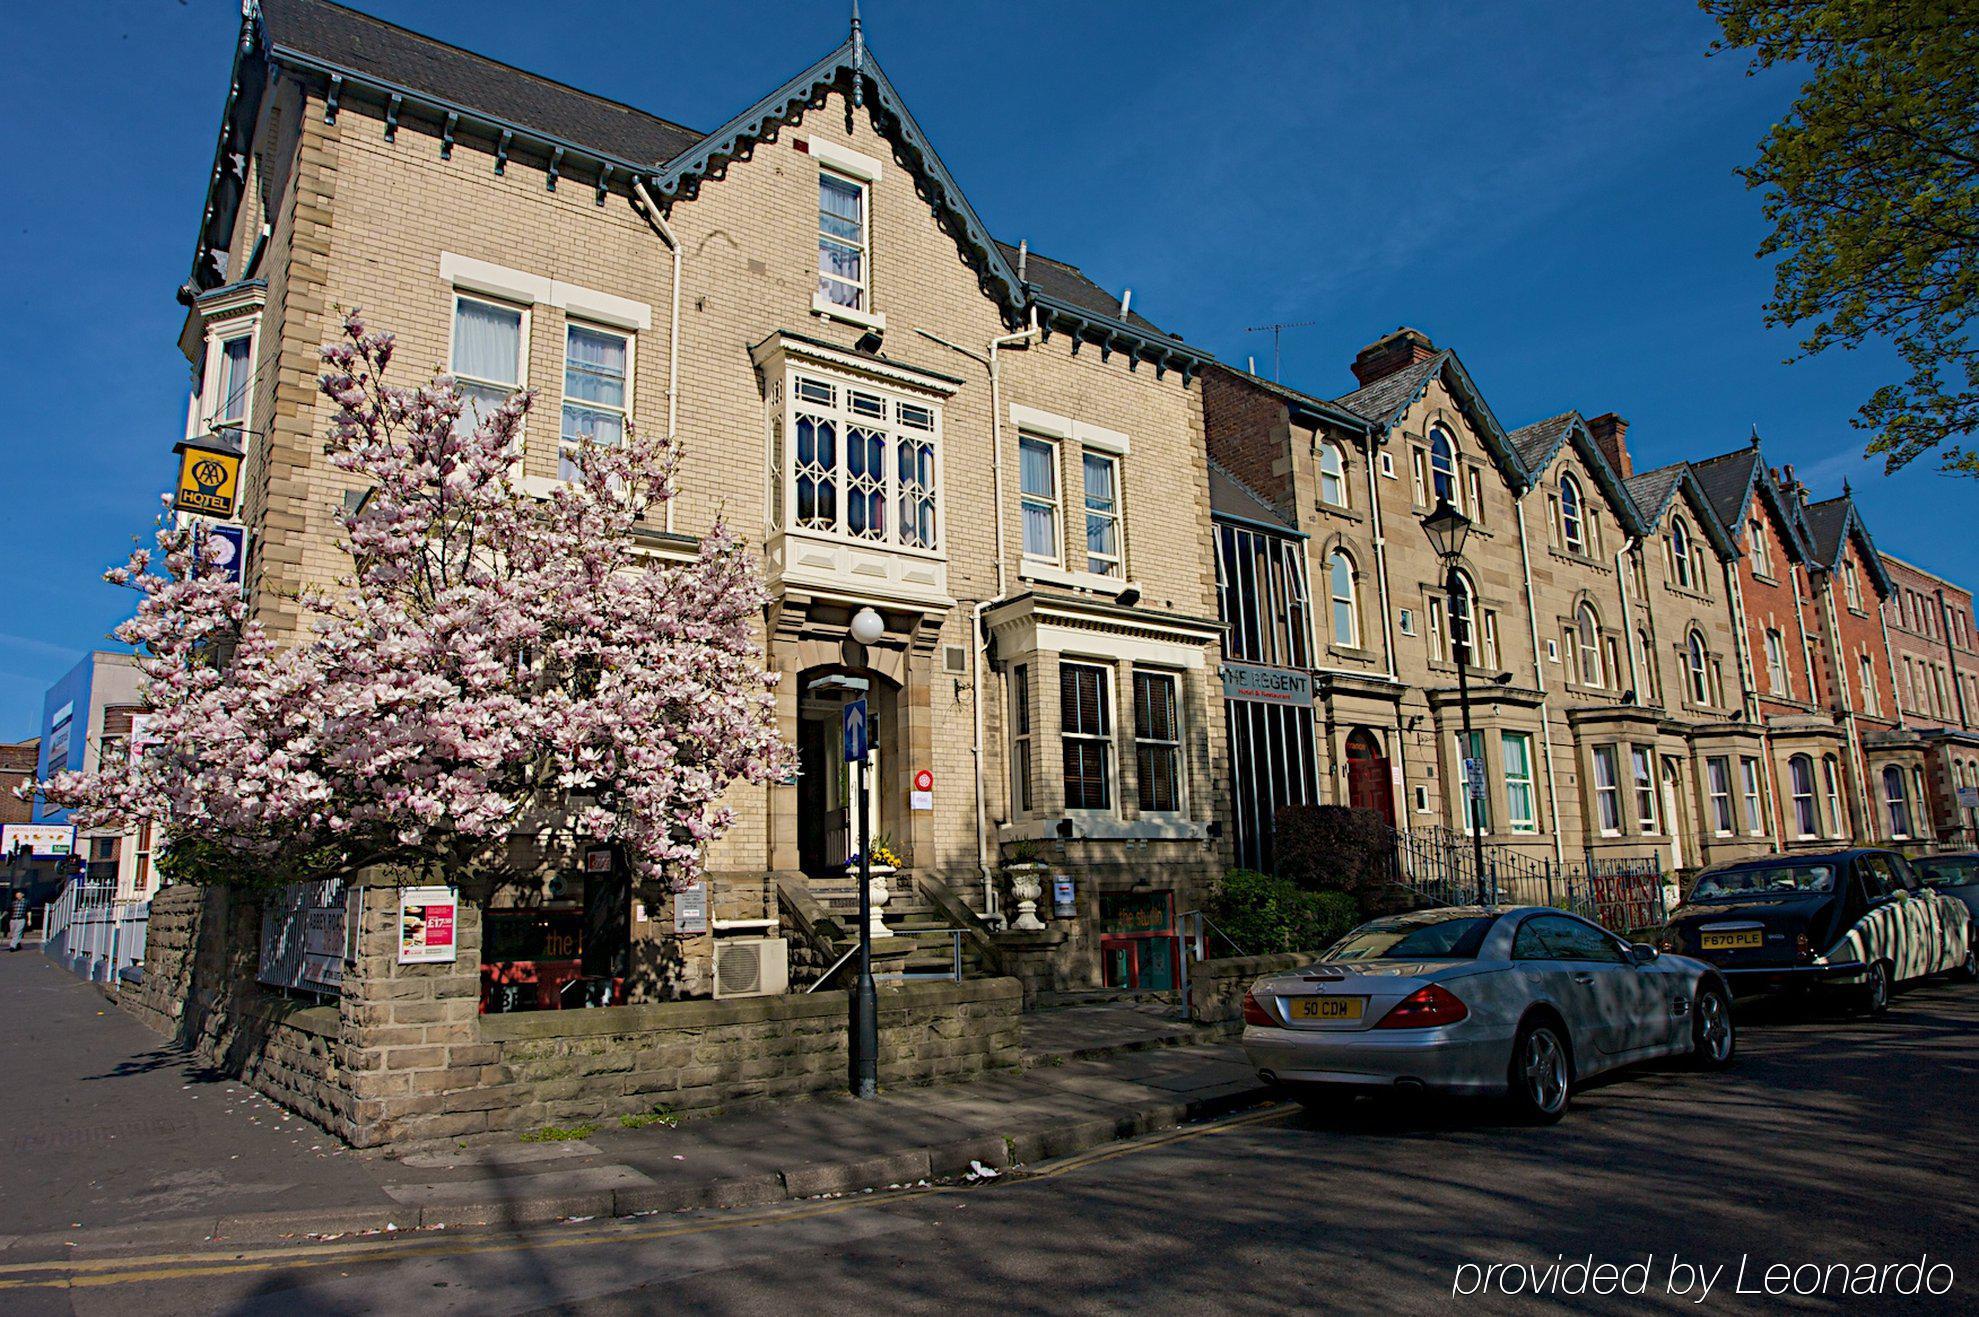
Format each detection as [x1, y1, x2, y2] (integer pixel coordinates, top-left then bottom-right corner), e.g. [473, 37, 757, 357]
[1364, 434, 1397, 686]
[632, 179, 683, 535]
[920, 305, 1042, 922]
[1515, 495, 1565, 864]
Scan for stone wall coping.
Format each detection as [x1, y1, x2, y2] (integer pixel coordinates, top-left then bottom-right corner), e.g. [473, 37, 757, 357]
[993, 929, 1068, 950]
[233, 995, 341, 1039]
[479, 977, 1022, 1042]
[1195, 951, 1318, 977]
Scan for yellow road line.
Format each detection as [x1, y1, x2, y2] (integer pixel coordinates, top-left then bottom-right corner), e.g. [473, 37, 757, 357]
[0, 1104, 1293, 1292]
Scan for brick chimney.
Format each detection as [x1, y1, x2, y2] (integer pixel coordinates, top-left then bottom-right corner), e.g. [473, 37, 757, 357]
[1585, 412, 1632, 479]
[1350, 327, 1437, 386]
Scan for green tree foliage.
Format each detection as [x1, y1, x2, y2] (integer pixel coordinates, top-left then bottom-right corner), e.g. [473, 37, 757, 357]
[1704, 1, 1979, 473]
[1207, 869, 1359, 957]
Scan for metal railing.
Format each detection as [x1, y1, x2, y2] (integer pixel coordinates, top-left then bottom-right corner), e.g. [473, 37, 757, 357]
[1388, 825, 1668, 933]
[804, 928, 968, 990]
[41, 880, 150, 987]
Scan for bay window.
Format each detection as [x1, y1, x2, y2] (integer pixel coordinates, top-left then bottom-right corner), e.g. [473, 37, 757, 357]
[1061, 662, 1113, 812]
[1502, 732, 1536, 833]
[1133, 669, 1182, 813]
[1790, 755, 1818, 839]
[1707, 757, 1735, 835]
[1009, 664, 1033, 815]
[1631, 745, 1658, 834]
[1593, 745, 1622, 835]
[214, 335, 253, 430]
[786, 372, 943, 552]
[1740, 756, 1765, 835]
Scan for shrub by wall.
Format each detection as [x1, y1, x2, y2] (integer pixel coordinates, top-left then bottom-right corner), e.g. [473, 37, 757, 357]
[1206, 869, 1358, 956]
[1274, 806, 1406, 916]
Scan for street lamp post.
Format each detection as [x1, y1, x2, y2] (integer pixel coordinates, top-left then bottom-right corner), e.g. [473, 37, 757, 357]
[846, 606, 886, 1099]
[1421, 497, 1490, 906]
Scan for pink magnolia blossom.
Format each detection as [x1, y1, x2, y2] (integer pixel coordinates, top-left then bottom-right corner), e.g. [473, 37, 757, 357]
[38, 312, 790, 889]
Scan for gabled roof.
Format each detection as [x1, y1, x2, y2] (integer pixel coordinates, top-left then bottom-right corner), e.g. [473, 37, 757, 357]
[1625, 463, 1740, 562]
[1506, 410, 1641, 536]
[1331, 350, 1529, 490]
[1208, 461, 1300, 533]
[197, 2, 1214, 377]
[1689, 442, 1817, 565]
[1802, 494, 1895, 595]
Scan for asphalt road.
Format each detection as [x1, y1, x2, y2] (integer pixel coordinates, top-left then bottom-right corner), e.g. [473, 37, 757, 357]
[5, 977, 1975, 1315]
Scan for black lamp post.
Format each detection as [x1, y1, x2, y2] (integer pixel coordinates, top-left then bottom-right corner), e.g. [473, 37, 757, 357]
[1422, 496, 1490, 905]
[845, 606, 886, 1099]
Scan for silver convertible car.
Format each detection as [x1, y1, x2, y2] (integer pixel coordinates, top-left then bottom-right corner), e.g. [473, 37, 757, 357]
[1242, 906, 1735, 1122]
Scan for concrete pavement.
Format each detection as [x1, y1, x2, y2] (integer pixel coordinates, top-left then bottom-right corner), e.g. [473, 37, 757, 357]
[0, 949, 1262, 1253]
[5, 975, 1972, 1314]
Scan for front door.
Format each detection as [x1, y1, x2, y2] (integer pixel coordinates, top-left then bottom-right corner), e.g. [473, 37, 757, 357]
[1345, 729, 1395, 826]
[1661, 757, 1685, 871]
[798, 678, 884, 879]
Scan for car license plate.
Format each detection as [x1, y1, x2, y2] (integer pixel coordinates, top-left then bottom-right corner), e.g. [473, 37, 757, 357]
[1701, 929, 1763, 951]
[1290, 996, 1365, 1021]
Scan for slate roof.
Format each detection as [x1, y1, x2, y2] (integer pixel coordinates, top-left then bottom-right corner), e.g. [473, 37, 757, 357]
[260, 0, 704, 166]
[993, 243, 1166, 335]
[1508, 412, 1577, 473]
[1208, 461, 1297, 531]
[1624, 463, 1688, 527]
[1688, 447, 1762, 533]
[1332, 353, 1450, 427]
[1801, 497, 1853, 565]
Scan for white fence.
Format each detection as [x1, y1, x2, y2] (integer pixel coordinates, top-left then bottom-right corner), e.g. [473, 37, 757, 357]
[41, 880, 150, 987]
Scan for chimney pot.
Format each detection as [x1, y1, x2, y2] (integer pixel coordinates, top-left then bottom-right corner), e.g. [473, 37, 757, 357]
[1585, 412, 1632, 479]
[1350, 326, 1437, 387]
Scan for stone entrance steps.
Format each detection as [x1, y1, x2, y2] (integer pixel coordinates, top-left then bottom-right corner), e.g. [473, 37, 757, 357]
[806, 874, 992, 980]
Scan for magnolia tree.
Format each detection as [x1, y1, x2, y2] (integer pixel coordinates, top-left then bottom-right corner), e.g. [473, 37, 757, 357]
[39, 312, 789, 892]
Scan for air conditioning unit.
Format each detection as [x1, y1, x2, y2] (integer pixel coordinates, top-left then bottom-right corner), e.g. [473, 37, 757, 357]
[713, 936, 789, 998]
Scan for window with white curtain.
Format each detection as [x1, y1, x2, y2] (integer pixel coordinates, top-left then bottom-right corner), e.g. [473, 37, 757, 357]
[1577, 604, 1603, 688]
[559, 324, 630, 480]
[1631, 745, 1658, 833]
[1765, 629, 1791, 696]
[1749, 524, 1773, 576]
[1318, 442, 1347, 508]
[1790, 755, 1818, 838]
[1593, 746, 1622, 835]
[1083, 450, 1122, 577]
[1884, 764, 1912, 838]
[1740, 756, 1765, 835]
[1687, 631, 1711, 706]
[1329, 550, 1358, 648]
[1823, 756, 1846, 838]
[1020, 436, 1059, 561]
[451, 296, 524, 435]
[817, 170, 868, 311]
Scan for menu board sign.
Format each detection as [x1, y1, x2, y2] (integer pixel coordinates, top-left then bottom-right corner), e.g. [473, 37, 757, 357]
[398, 886, 459, 964]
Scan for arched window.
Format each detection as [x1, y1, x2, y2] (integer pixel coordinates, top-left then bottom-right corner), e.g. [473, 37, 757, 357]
[1576, 603, 1603, 688]
[1429, 428, 1458, 507]
[1686, 630, 1710, 706]
[1450, 569, 1477, 662]
[1318, 442, 1347, 509]
[1790, 755, 1818, 838]
[1671, 517, 1694, 590]
[1560, 475, 1585, 553]
[1328, 549, 1358, 648]
[1884, 765, 1913, 838]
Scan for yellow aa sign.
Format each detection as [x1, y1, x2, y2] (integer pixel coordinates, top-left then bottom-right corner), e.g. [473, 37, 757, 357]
[174, 444, 242, 517]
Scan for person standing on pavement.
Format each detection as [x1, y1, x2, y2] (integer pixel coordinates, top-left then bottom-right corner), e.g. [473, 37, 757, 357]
[7, 888, 27, 951]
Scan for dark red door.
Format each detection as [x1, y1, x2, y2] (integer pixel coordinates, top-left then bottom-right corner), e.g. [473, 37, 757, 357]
[1345, 730, 1396, 826]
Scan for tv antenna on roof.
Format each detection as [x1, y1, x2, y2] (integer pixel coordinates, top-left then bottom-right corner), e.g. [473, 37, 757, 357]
[1244, 320, 1317, 382]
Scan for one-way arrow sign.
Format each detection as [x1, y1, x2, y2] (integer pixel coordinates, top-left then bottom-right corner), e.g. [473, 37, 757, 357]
[843, 697, 869, 764]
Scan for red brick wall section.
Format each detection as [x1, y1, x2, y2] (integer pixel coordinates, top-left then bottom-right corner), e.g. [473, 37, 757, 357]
[1201, 367, 1294, 513]
[0, 739, 37, 827]
[1739, 494, 1817, 716]
[1827, 539, 1896, 728]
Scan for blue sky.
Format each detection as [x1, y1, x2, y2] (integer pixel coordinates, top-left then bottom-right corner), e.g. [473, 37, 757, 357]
[0, 0, 1963, 738]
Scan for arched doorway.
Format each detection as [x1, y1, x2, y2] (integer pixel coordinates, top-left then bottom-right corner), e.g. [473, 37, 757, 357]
[1344, 728, 1395, 826]
[796, 664, 900, 880]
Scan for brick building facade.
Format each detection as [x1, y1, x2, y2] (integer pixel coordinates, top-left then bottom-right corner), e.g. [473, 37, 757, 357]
[1881, 554, 1979, 843]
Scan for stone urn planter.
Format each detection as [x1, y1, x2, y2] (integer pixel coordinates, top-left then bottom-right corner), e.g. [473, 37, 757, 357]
[1002, 862, 1048, 931]
[844, 861, 896, 939]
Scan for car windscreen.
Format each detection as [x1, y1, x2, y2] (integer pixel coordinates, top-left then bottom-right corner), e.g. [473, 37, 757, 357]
[1325, 916, 1497, 961]
[1689, 864, 1836, 899]
[1913, 856, 1979, 888]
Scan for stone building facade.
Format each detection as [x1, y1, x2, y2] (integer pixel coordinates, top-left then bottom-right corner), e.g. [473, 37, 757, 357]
[1881, 554, 1979, 844]
[175, 0, 1227, 1002]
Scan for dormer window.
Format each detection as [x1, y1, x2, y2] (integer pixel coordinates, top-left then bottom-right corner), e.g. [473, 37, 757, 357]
[1429, 427, 1458, 507]
[818, 171, 869, 312]
[1671, 516, 1696, 590]
[1560, 475, 1585, 553]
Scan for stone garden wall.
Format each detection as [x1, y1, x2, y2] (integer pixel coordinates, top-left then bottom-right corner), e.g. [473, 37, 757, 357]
[1187, 951, 1319, 1031]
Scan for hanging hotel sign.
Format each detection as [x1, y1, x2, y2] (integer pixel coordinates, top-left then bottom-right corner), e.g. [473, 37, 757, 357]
[172, 433, 245, 519]
[1219, 662, 1312, 708]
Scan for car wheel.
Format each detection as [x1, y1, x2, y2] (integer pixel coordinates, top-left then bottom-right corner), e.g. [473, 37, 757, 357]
[1857, 960, 1892, 1015]
[1689, 983, 1736, 1069]
[1507, 1019, 1571, 1124]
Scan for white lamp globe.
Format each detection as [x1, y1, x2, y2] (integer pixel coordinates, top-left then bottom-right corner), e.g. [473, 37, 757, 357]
[849, 607, 885, 646]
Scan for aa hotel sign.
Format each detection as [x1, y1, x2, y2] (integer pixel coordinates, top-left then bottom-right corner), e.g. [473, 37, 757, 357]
[1220, 661, 1313, 708]
[172, 434, 244, 519]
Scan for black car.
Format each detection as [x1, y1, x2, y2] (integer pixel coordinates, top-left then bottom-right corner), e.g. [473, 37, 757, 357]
[1661, 849, 1974, 1010]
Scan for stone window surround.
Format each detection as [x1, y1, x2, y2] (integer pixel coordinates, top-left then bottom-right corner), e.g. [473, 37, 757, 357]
[1010, 404, 1137, 597]
[803, 137, 888, 333]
